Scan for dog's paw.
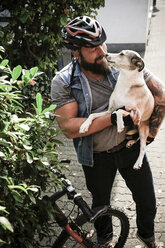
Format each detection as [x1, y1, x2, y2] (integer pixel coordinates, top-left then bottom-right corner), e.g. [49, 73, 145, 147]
[126, 140, 136, 148]
[79, 121, 90, 133]
[133, 161, 142, 170]
[117, 125, 125, 133]
[79, 124, 89, 133]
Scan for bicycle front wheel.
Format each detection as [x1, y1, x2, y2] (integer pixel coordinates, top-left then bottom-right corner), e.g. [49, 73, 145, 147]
[53, 206, 129, 248]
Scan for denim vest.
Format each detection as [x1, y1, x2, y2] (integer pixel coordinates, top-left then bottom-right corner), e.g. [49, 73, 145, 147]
[59, 61, 119, 166]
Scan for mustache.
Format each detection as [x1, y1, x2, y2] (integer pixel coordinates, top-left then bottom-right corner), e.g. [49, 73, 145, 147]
[95, 55, 105, 63]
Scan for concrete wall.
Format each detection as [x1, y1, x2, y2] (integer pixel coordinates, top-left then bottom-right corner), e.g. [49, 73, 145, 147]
[97, 0, 153, 52]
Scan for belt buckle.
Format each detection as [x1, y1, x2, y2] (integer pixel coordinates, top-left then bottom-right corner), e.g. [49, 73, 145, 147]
[106, 148, 113, 154]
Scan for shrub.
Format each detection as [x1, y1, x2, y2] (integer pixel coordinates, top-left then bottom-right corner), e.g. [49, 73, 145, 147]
[0, 1, 105, 106]
[0, 0, 105, 72]
[0, 47, 63, 247]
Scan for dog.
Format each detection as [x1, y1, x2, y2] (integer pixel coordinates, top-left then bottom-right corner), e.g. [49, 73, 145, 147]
[79, 50, 154, 170]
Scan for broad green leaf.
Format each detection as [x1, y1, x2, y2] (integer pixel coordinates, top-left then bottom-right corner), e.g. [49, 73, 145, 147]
[0, 206, 6, 211]
[41, 104, 56, 114]
[23, 144, 32, 150]
[0, 217, 14, 232]
[8, 185, 28, 195]
[17, 124, 30, 131]
[60, 15, 68, 26]
[12, 190, 24, 203]
[21, 75, 29, 83]
[0, 176, 14, 185]
[42, 161, 50, 166]
[26, 152, 33, 164]
[21, 183, 27, 188]
[22, 70, 30, 83]
[0, 59, 9, 67]
[0, 139, 11, 147]
[0, 206, 8, 214]
[30, 67, 38, 77]
[36, 93, 42, 114]
[0, 46, 5, 53]
[28, 192, 36, 204]
[27, 187, 39, 192]
[34, 71, 44, 77]
[12, 65, 22, 81]
[17, 80, 24, 89]
[25, 70, 30, 78]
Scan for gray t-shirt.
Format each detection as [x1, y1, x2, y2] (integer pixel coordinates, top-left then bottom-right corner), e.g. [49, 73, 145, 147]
[87, 76, 127, 151]
[51, 68, 153, 152]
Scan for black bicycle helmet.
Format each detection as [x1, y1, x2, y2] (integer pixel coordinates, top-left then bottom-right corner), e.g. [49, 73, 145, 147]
[61, 16, 107, 50]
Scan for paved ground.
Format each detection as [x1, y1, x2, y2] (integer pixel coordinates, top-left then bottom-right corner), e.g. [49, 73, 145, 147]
[57, 1, 165, 247]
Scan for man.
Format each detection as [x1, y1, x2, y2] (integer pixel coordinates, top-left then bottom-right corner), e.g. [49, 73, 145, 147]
[51, 16, 165, 247]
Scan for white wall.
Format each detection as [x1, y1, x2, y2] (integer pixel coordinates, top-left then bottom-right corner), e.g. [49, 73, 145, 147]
[97, 0, 153, 51]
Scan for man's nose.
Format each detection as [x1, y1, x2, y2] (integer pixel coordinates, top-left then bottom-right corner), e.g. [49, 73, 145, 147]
[97, 45, 106, 55]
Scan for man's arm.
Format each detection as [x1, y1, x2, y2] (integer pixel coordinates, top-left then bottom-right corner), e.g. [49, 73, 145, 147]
[56, 102, 140, 139]
[146, 76, 165, 137]
[55, 101, 112, 139]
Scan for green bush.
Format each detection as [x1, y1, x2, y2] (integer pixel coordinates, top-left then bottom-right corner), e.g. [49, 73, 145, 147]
[0, 0, 105, 72]
[0, 47, 63, 247]
[0, 0, 105, 106]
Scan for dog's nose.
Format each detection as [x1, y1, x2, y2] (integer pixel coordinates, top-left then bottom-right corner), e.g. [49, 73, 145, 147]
[106, 54, 111, 61]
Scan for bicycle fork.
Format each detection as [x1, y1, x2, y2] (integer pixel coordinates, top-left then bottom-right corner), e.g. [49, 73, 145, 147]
[54, 202, 90, 248]
[65, 224, 87, 247]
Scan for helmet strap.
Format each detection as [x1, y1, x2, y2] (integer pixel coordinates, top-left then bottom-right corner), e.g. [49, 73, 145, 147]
[70, 57, 77, 86]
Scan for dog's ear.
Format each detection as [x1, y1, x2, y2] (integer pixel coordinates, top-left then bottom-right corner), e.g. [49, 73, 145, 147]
[131, 56, 145, 72]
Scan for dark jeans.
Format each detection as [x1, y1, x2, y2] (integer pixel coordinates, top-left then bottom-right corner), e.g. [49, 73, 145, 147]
[82, 143, 157, 239]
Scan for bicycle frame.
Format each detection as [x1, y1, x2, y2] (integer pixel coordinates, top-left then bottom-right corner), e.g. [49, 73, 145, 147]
[44, 163, 130, 248]
[44, 168, 110, 247]
[43, 168, 92, 247]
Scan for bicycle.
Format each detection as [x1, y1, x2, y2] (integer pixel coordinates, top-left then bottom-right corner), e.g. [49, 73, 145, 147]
[42, 160, 130, 248]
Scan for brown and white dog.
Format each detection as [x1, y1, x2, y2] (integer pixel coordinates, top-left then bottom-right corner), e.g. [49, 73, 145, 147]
[79, 50, 154, 169]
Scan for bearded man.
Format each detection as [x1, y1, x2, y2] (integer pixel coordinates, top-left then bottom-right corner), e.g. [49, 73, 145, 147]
[51, 16, 165, 248]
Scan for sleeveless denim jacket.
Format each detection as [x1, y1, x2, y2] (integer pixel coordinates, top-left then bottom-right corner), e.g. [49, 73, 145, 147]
[59, 61, 119, 166]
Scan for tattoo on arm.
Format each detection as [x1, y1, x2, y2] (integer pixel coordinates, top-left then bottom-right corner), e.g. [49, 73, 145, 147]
[147, 77, 165, 136]
[149, 105, 165, 136]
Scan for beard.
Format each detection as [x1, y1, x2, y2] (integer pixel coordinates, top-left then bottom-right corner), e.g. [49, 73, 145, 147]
[78, 51, 110, 76]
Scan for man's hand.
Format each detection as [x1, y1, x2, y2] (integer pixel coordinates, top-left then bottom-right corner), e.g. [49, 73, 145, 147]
[111, 106, 140, 126]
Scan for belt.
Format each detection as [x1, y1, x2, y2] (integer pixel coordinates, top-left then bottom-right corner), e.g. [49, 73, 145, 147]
[94, 139, 128, 154]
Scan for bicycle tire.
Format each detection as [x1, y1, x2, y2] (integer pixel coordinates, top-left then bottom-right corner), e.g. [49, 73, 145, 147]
[52, 206, 129, 248]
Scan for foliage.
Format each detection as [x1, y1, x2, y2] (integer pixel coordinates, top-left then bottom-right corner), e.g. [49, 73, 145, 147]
[0, 47, 63, 247]
[0, 0, 105, 108]
[0, 0, 105, 73]
[21, 72, 51, 110]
